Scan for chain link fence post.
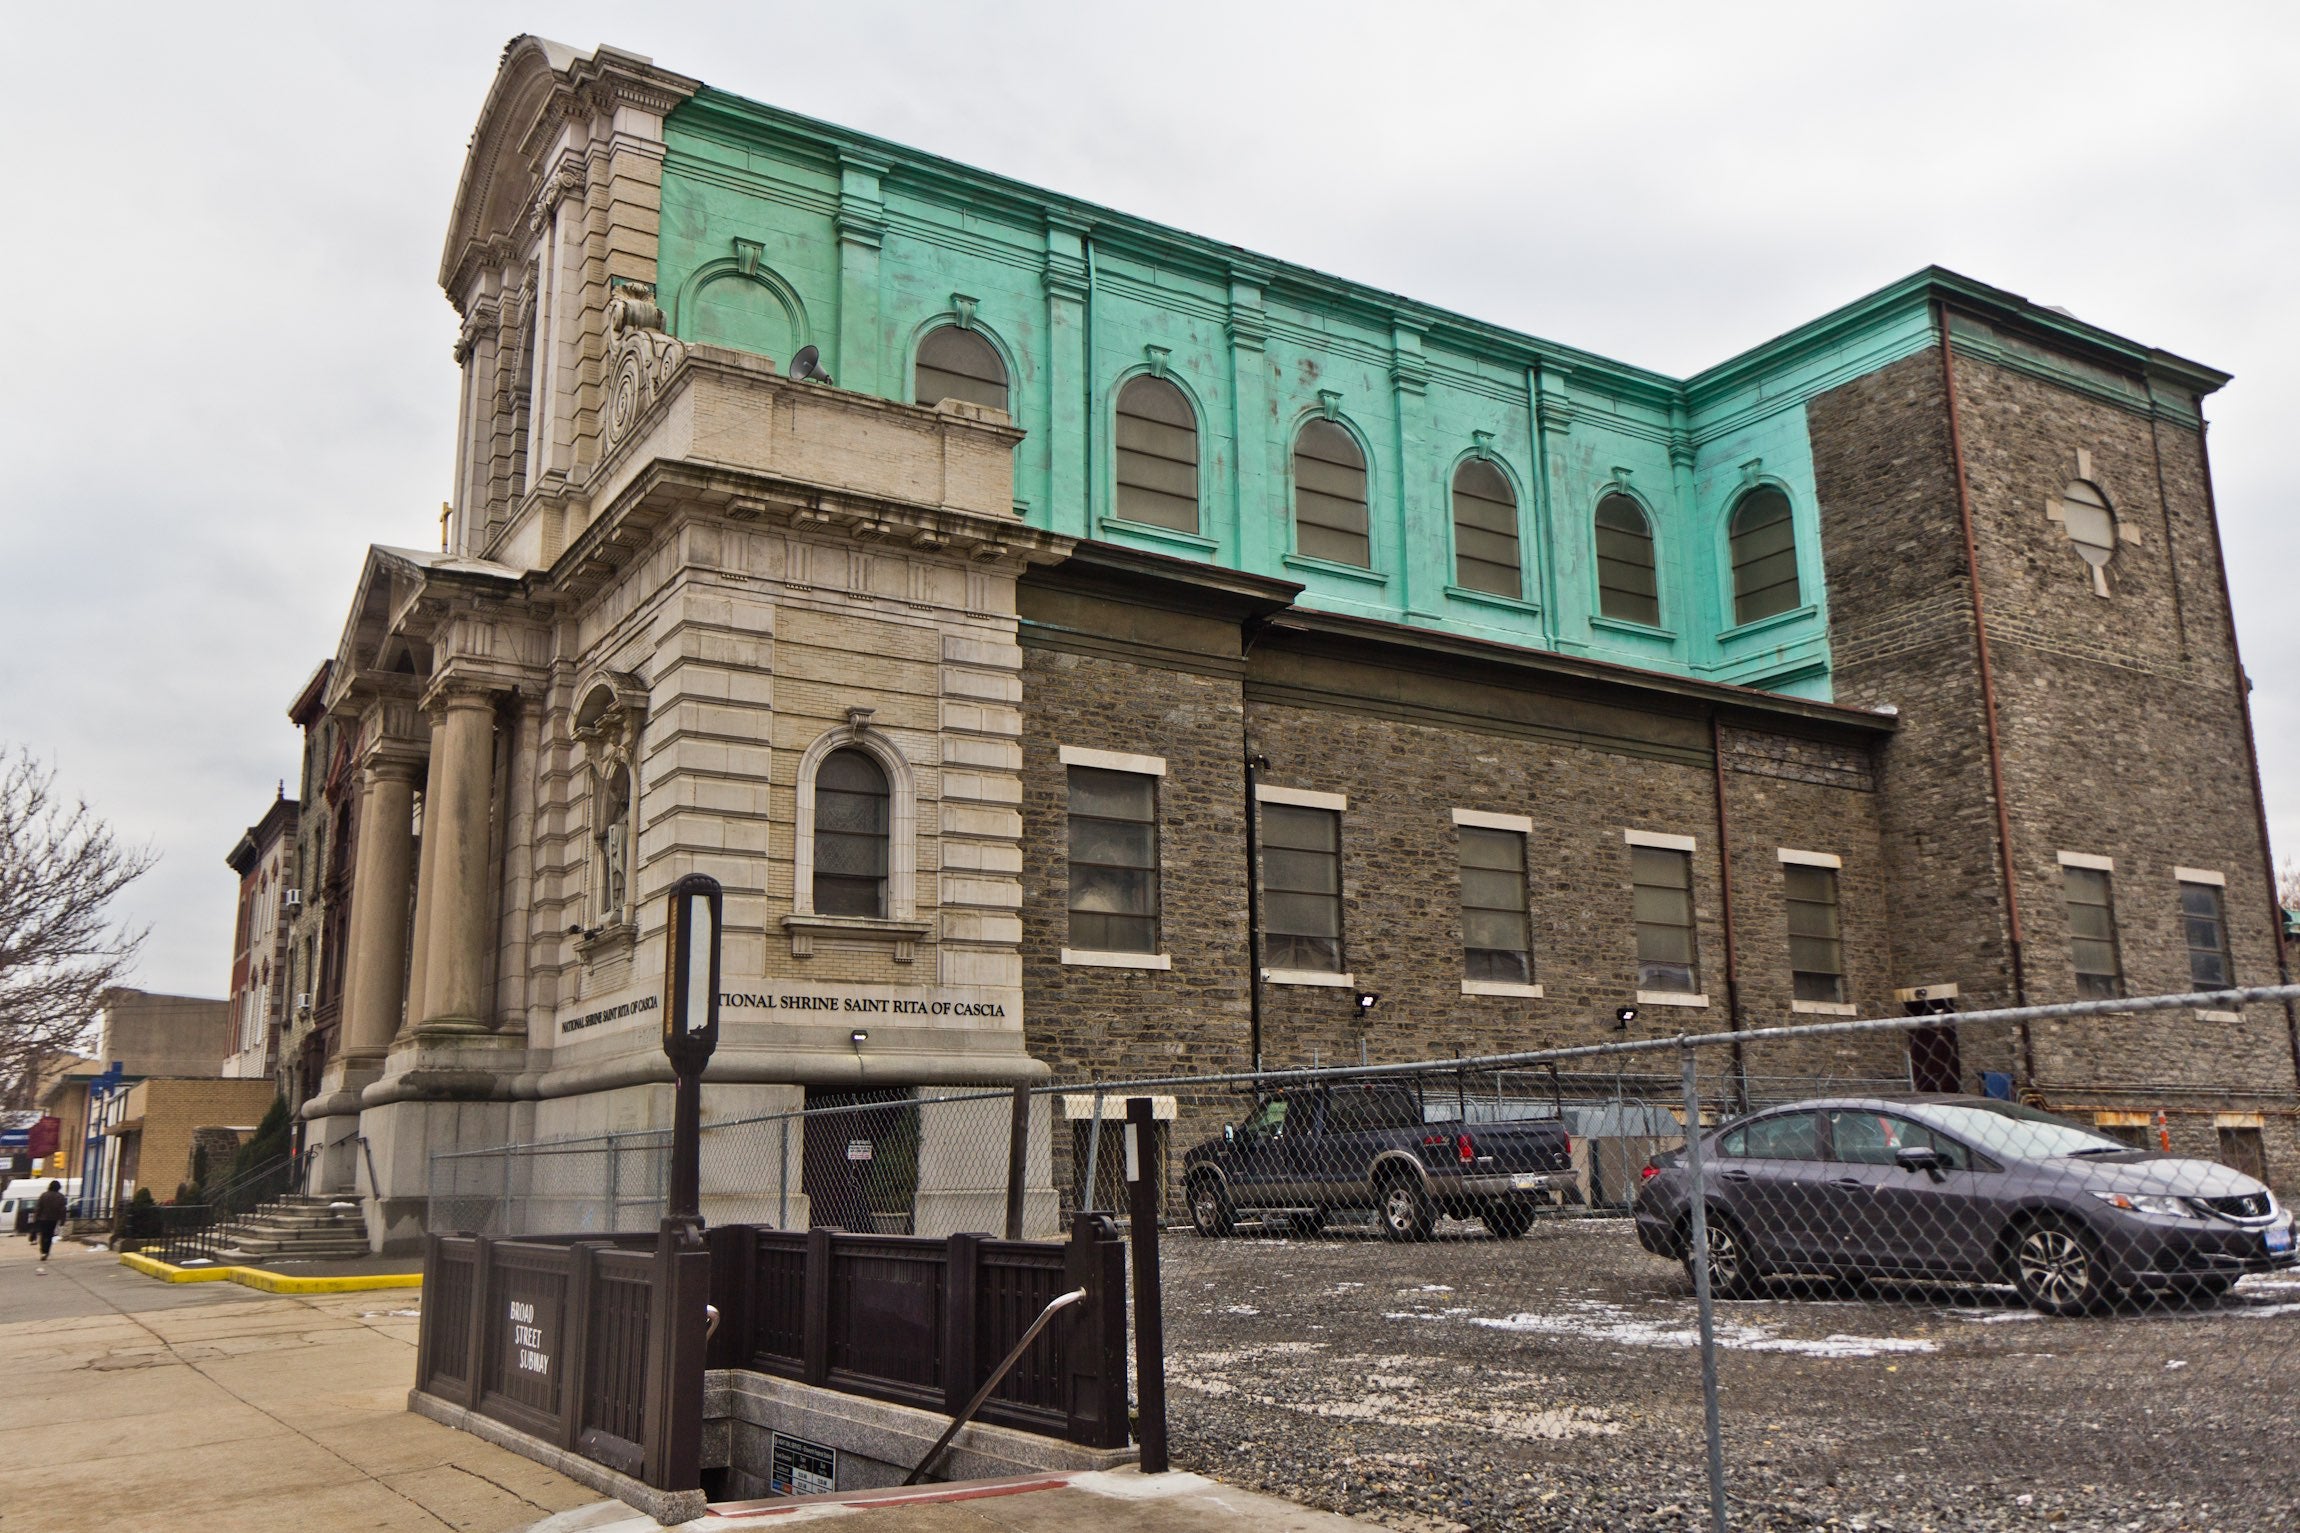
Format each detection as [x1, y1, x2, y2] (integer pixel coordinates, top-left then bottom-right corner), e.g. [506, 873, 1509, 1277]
[1680, 1039, 1729, 1533]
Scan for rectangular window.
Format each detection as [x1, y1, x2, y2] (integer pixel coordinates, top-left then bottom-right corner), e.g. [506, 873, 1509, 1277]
[1262, 804, 1343, 972]
[2180, 880, 2233, 989]
[1784, 863, 1846, 1004]
[2063, 865, 2123, 999]
[1459, 826, 1531, 984]
[1632, 845, 1699, 994]
[2219, 1125, 2268, 1183]
[1066, 767, 1159, 953]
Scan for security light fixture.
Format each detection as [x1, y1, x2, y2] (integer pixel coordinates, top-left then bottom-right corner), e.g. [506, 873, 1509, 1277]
[1614, 1005, 1639, 1030]
[851, 1028, 870, 1048]
[1354, 991, 1381, 1016]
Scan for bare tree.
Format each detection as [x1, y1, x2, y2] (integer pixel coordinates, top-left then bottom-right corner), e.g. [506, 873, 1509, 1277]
[2279, 855, 2300, 922]
[0, 749, 155, 1106]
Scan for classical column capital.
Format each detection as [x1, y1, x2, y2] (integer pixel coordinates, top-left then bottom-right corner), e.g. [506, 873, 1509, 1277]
[421, 675, 509, 720]
[359, 755, 426, 790]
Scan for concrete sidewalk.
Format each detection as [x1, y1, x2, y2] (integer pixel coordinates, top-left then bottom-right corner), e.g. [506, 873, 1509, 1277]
[0, 1234, 597, 1531]
[1, 1235, 1383, 1533]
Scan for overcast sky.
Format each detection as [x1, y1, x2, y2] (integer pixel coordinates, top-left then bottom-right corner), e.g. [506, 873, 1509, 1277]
[5, 2, 2297, 999]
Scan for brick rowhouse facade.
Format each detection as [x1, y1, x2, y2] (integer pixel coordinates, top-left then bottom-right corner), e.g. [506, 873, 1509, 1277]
[283, 37, 2296, 1251]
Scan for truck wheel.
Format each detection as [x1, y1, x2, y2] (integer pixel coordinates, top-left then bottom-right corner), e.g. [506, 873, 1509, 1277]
[1483, 1204, 1535, 1239]
[1188, 1177, 1235, 1238]
[1376, 1176, 1436, 1242]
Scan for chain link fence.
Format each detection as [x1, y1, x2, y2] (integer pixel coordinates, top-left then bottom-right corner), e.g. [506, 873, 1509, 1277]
[431, 986, 2300, 1529]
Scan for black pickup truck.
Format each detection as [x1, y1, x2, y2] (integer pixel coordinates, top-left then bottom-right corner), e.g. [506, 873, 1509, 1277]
[1181, 1080, 1578, 1240]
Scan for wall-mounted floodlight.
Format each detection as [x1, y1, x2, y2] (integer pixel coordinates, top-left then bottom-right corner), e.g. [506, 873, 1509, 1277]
[850, 1029, 870, 1048]
[1354, 991, 1382, 1017]
[1614, 1005, 1639, 1031]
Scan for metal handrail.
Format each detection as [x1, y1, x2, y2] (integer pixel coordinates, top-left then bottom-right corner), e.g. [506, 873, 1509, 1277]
[902, 1287, 1087, 1486]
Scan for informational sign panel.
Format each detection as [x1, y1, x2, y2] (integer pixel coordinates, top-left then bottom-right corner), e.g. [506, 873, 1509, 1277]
[770, 1433, 835, 1497]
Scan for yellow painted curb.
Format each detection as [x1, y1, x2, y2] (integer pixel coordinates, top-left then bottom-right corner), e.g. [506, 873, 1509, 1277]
[117, 1252, 422, 1293]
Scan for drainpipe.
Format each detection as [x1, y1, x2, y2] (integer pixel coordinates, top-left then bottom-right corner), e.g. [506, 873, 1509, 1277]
[1242, 616, 1274, 1077]
[2190, 424, 2300, 1092]
[1934, 301, 2035, 1084]
[1709, 712, 1748, 1111]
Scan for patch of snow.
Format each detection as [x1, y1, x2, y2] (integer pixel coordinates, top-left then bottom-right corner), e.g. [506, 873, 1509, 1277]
[1222, 1304, 1260, 1316]
[1950, 1309, 2041, 1324]
[1390, 1298, 1936, 1359]
[2165, 1359, 2188, 1370]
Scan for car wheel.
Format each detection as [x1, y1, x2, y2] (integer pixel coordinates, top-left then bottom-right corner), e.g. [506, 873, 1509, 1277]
[1484, 1204, 1536, 1239]
[2011, 1218, 2110, 1315]
[1377, 1176, 1437, 1242]
[1188, 1177, 1234, 1238]
[1683, 1209, 1759, 1300]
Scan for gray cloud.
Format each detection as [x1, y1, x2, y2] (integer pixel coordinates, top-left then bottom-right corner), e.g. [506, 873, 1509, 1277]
[6, 1, 2295, 997]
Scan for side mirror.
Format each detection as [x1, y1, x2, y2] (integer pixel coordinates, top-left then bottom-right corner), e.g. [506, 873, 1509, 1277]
[1895, 1146, 1948, 1178]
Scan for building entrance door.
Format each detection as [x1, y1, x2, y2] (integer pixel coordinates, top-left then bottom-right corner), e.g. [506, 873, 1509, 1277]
[1908, 1024, 1962, 1094]
[802, 1087, 919, 1234]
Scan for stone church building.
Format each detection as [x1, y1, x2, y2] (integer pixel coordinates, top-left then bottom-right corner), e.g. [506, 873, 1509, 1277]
[283, 36, 2297, 1249]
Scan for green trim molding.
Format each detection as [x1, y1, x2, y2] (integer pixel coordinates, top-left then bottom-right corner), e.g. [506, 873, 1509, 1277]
[653, 88, 2229, 706]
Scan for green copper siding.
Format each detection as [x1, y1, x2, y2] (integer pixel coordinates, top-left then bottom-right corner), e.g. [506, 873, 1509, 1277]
[657, 89, 2010, 704]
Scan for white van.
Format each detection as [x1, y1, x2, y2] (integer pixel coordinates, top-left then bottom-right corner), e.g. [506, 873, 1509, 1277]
[2, 1179, 80, 1231]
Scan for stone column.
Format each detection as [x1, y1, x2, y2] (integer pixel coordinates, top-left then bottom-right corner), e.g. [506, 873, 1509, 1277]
[401, 742, 446, 1041]
[417, 687, 499, 1032]
[338, 759, 421, 1068]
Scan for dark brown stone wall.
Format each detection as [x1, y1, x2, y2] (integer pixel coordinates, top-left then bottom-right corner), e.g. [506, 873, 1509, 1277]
[1808, 336, 2299, 1179]
[1017, 632, 1906, 1103]
[1947, 348, 2297, 1100]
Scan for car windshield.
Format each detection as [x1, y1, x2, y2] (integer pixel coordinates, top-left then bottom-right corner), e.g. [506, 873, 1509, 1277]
[1908, 1102, 2127, 1161]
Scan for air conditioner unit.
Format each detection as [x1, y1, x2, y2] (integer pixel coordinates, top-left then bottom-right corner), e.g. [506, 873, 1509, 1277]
[282, 888, 303, 910]
[294, 992, 312, 1014]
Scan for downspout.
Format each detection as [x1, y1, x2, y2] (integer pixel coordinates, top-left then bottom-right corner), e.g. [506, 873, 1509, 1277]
[1709, 712, 1748, 1111]
[2190, 423, 2300, 1091]
[1934, 301, 2035, 1085]
[1242, 616, 1274, 1076]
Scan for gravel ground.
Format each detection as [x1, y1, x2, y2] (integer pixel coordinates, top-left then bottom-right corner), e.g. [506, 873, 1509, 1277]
[1156, 1214, 2300, 1533]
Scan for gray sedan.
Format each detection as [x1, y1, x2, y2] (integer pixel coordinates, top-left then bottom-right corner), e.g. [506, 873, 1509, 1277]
[1633, 1095, 2297, 1313]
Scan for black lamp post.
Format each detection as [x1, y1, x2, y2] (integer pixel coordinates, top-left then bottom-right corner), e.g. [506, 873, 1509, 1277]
[662, 873, 723, 1221]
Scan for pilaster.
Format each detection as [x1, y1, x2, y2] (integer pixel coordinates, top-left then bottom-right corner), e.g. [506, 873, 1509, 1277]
[1225, 265, 1272, 570]
[1043, 216, 1091, 536]
[834, 153, 888, 394]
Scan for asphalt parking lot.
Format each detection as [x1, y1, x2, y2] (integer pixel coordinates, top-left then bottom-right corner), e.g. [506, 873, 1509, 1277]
[1158, 1214, 2300, 1533]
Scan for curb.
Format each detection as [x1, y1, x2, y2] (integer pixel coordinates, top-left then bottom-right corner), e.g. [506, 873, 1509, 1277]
[117, 1251, 422, 1293]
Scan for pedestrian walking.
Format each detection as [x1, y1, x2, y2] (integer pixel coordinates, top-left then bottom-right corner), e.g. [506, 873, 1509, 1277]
[32, 1181, 66, 1271]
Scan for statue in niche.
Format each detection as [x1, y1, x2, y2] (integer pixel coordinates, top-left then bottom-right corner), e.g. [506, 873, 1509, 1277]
[598, 764, 632, 924]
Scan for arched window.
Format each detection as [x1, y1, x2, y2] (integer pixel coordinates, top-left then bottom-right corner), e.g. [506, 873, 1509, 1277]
[1594, 494, 1659, 625]
[1452, 458, 1520, 597]
[915, 326, 1008, 413]
[1293, 419, 1369, 567]
[1114, 375, 1198, 532]
[813, 748, 891, 918]
[1728, 486, 1802, 625]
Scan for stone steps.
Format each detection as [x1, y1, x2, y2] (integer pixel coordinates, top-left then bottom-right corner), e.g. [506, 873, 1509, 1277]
[212, 1195, 371, 1261]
